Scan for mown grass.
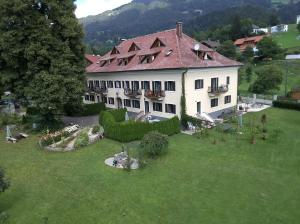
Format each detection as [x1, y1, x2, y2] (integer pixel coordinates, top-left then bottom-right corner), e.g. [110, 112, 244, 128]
[0, 108, 300, 224]
[273, 24, 300, 49]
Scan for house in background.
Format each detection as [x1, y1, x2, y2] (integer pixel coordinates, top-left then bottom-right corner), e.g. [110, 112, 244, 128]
[85, 23, 242, 120]
[252, 25, 269, 35]
[200, 39, 220, 50]
[271, 24, 288, 33]
[234, 35, 265, 52]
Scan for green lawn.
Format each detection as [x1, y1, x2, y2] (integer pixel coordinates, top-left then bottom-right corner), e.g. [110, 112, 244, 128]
[239, 60, 300, 96]
[1, 108, 300, 223]
[273, 24, 300, 49]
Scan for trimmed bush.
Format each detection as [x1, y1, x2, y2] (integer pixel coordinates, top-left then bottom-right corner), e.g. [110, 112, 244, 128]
[74, 130, 89, 149]
[67, 103, 106, 116]
[273, 100, 300, 111]
[100, 109, 180, 142]
[140, 131, 169, 157]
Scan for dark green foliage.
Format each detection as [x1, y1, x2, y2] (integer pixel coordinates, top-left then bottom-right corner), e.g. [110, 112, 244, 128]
[256, 37, 284, 59]
[242, 46, 254, 63]
[100, 109, 180, 142]
[67, 103, 106, 117]
[245, 65, 253, 83]
[0, 0, 85, 121]
[74, 130, 89, 149]
[109, 108, 127, 122]
[140, 131, 169, 158]
[297, 23, 300, 33]
[0, 168, 9, 193]
[249, 65, 283, 94]
[181, 114, 203, 129]
[92, 125, 101, 134]
[273, 100, 300, 111]
[217, 41, 237, 59]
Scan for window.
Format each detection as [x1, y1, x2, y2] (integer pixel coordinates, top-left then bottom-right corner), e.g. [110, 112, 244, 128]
[132, 100, 140, 108]
[197, 102, 201, 114]
[118, 56, 134, 66]
[152, 81, 162, 91]
[100, 81, 107, 89]
[90, 95, 95, 102]
[141, 81, 150, 90]
[226, 76, 230, 85]
[108, 97, 115, 105]
[122, 81, 130, 89]
[85, 95, 89, 101]
[128, 43, 140, 52]
[211, 98, 218, 108]
[124, 99, 131, 107]
[102, 97, 107, 104]
[107, 81, 113, 88]
[88, 80, 94, 89]
[94, 80, 100, 87]
[195, 79, 204, 89]
[114, 81, 121, 88]
[225, 95, 231, 104]
[100, 59, 114, 67]
[165, 81, 176, 91]
[111, 47, 120, 55]
[153, 102, 162, 112]
[131, 81, 139, 90]
[165, 104, 176, 114]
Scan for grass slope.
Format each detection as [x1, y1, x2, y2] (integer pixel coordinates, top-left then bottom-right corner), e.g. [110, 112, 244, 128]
[1, 108, 300, 223]
[273, 24, 300, 50]
[239, 60, 300, 96]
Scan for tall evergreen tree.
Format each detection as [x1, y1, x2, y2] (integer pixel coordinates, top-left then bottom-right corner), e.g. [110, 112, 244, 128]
[0, 0, 85, 120]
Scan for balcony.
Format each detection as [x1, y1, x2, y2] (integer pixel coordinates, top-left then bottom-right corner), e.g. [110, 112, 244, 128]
[145, 90, 165, 101]
[208, 85, 228, 97]
[87, 87, 108, 95]
[124, 88, 142, 98]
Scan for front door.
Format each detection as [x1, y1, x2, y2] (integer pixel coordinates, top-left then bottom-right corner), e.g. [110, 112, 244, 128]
[117, 98, 122, 109]
[145, 101, 149, 113]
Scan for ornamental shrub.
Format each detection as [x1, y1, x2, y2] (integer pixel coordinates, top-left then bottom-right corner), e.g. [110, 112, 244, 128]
[74, 130, 89, 149]
[140, 131, 169, 157]
[92, 125, 101, 134]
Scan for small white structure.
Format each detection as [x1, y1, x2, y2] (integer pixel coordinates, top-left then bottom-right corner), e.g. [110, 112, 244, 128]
[252, 25, 269, 34]
[271, 24, 288, 33]
[297, 15, 300, 24]
[285, 54, 300, 60]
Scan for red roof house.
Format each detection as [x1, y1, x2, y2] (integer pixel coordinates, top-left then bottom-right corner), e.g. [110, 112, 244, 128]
[234, 35, 265, 52]
[86, 23, 242, 74]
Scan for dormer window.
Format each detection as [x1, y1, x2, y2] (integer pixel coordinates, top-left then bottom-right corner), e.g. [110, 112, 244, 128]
[118, 56, 134, 66]
[151, 38, 166, 48]
[100, 58, 115, 67]
[111, 47, 120, 55]
[193, 50, 213, 60]
[139, 53, 159, 64]
[128, 43, 140, 52]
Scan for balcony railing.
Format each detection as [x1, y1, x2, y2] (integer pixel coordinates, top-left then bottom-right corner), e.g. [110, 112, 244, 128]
[208, 85, 228, 96]
[145, 90, 165, 101]
[87, 87, 108, 94]
[124, 88, 142, 98]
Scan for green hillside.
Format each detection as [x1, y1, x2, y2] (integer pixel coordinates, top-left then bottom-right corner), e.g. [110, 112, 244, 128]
[272, 24, 300, 50]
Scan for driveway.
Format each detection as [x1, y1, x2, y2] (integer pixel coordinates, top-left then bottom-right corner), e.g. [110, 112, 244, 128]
[62, 115, 99, 127]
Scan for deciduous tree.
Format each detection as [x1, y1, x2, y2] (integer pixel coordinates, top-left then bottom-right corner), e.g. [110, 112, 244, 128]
[256, 37, 283, 60]
[217, 40, 237, 59]
[0, 0, 86, 121]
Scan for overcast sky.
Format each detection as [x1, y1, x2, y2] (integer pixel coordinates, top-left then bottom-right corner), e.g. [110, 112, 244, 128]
[75, 0, 132, 18]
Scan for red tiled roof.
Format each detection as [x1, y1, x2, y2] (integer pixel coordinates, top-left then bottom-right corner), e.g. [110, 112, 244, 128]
[234, 35, 265, 46]
[85, 54, 101, 64]
[86, 29, 242, 74]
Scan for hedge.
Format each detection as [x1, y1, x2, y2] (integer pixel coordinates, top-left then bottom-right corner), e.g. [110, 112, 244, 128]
[100, 109, 180, 142]
[273, 100, 300, 111]
[67, 103, 106, 116]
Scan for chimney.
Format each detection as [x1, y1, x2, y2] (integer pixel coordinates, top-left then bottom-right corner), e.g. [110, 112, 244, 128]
[176, 22, 183, 38]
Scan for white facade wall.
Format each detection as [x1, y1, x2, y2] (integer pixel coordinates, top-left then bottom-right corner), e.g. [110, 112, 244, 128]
[85, 67, 239, 119]
[297, 15, 300, 24]
[185, 67, 239, 117]
[85, 69, 183, 119]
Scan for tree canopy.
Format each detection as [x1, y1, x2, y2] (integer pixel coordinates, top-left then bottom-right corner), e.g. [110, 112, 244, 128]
[249, 65, 283, 94]
[256, 37, 283, 60]
[0, 0, 86, 120]
[217, 40, 237, 59]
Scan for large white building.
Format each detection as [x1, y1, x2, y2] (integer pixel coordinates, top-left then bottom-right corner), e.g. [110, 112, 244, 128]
[85, 23, 242, 120]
